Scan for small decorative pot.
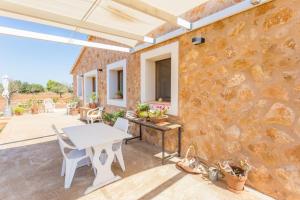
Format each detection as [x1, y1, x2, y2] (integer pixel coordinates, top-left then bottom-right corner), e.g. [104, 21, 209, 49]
[224, 166, 247, 193]
[89, 103, 97, 109]
[208, 167, 219, 182]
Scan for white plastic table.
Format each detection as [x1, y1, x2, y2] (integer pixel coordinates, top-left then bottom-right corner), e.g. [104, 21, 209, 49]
[62, 123, 130, 194]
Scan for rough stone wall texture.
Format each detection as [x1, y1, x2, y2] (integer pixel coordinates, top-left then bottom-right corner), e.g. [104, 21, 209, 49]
[72, 0, 300, 199]
[71, 37, 130, 108]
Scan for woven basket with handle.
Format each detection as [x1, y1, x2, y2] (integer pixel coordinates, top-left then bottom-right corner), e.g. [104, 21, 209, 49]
[176, 145, 207, 174]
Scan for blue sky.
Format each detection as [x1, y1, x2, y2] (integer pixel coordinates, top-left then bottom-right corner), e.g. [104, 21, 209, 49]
[0, 16, 87, 86]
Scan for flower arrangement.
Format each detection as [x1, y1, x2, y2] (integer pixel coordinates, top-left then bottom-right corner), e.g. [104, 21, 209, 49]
[136, 103, 169, 123]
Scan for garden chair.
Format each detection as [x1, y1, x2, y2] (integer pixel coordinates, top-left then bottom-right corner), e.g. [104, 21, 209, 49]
[112, 117, 131, 171]
[52, 125, 91, 188]
[66, 102, 78, 115]
[86, 106, 104, 124]
[44, 98, 55, 113]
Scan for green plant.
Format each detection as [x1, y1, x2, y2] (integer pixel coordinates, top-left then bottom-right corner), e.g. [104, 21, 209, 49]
[137, 103, 150, 112]
[116, 90, 123, 98]
[69, 96, 80, 104]
[90, 92, 97, 103]
[14, 106, 25, 115]
[103, 110, 125, 125]
[52, 97, 59, 103]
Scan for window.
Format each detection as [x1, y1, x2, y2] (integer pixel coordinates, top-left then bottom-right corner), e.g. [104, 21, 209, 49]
[141, 42, 179, 115]
[83, 69, 98, 104]
[107, 59, 126, 107]
[155, 58, 171, 102]
[117, 70, 123, 95]
[92, 77, 96, 93]
[77, 75, 83, 97]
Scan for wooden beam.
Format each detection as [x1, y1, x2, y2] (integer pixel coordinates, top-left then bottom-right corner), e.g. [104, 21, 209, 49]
[0, 1, 144, 41]
[112, 0, 178, 25]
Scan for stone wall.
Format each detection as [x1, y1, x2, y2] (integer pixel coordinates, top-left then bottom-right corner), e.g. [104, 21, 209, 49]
[71, 37, 130, 108]
[72, 0, 300, 199]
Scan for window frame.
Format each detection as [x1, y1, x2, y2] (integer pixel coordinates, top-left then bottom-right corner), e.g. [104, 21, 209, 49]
[76, 75, 83, 99]
[106, 59, 127, 107]
[140, 42, 179, 116]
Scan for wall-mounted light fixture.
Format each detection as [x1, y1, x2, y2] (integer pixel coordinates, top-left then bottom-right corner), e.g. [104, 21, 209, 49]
[251, 0, 261, 5]
[98, 68, 103, 72]
[192, 37, 205, 45]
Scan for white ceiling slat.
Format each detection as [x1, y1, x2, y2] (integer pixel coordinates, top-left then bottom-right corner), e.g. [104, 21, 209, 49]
[0, 0, 145, 42]
[111, 0, 178, 24]
[0, 25, 131, 52]
[87, 0, 164, 36]
[0, 0, 212, 47]
[140, 0, 211, 16]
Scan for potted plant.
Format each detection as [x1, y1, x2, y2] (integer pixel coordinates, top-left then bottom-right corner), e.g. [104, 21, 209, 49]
[103, 110, 125, 126]
[136, 103, 150, 119]
[115, 91, 123, 99]
[218, 159, 252, 193]
[89, 92, 97, 109]
[68, 96, 80, 115]
[14, 106, 25, 116]
[31, 100, 39, 114]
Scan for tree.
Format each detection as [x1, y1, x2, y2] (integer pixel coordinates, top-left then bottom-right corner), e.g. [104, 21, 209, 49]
[9, 80, 22, 95]
[19, 82, 31, 93]
[46, 80, 68, 97]
[29, 84, 44, 93]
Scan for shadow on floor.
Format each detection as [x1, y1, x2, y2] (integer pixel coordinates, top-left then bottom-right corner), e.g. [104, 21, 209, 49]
[0, 135, 173, 200]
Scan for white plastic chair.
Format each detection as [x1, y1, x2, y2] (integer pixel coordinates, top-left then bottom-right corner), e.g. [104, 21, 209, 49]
[52, 125, 90, 188]
[87, 107, 104, 124]
[112, 118, 131, 171]
[44, 98, 55, 113]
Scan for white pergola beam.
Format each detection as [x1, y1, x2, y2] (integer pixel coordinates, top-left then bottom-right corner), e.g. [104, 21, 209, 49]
[0, 26, 131, 52]
[133, 0, 273, 52]
[111, 0, 191, 29]
[0, 1, 147, 42]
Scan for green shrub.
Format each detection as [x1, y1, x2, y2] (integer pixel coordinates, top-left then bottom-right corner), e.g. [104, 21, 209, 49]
[52, 97, 59, 103]
[103, 110, 125, 125]
[137, 103, 150, 112]
[14, 106, 25, 115]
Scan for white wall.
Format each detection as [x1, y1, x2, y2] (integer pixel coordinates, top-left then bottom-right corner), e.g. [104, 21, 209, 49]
[83, 69, 98, 105]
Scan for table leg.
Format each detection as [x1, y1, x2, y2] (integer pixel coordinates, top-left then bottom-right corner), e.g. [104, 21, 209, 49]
[85, 143, 120, 194]
[162, 131, 165, 165]
[178, 127, 182, 157]
[139, 124, 142, 140]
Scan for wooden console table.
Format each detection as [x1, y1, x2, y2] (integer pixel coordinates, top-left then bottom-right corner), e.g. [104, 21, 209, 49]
[126, 117, 182, 164]
[79, 107, 92, 121]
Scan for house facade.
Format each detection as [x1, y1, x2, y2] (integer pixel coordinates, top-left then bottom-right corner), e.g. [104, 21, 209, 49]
[71, 0, 300, 199]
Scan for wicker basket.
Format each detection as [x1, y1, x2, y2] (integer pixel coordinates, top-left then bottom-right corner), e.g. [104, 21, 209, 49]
[176, 145, 207, 174]
[148, 115, 168, 123]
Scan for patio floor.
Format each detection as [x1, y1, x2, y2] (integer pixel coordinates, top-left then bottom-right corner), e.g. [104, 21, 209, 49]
[0, 110, 274, 200]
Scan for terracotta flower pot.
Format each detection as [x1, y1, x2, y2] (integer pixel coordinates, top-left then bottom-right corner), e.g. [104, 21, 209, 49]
[89, 103, 97, 109]
[224, 166, 247, 193]
[31, 107, 39, 114]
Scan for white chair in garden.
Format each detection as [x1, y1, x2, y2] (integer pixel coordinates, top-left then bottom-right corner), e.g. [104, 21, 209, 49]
[52, 125, 91, 189]
[44, 98, 55, 113]
[112, 118, 131, 171]
[87, 107, 104, 124]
